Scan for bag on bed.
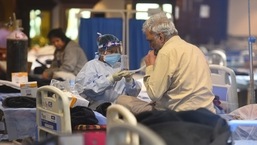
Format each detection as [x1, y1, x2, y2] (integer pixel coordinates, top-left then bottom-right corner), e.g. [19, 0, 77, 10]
[70, 106, 98, 129]
[136, 108, 231, 145]
[2, 96, 36, 108]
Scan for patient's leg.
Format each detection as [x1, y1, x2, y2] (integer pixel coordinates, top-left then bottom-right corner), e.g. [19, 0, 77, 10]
[116, 95, 154, 114]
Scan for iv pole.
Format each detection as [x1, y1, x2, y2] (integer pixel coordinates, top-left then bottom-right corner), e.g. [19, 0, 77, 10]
[247, 0, 256, 104]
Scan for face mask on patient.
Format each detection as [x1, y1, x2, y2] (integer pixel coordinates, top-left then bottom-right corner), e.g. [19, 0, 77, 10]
[104, 53, 121, 67]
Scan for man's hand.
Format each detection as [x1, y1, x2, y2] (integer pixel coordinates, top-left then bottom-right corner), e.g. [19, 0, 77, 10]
[145, 50, 156, 66]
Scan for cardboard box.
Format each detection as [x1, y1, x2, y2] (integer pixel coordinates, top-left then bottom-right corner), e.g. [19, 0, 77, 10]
[11, 72, 28, 85]
[63, 91, 89, 108]
[20, 81, 38, 98]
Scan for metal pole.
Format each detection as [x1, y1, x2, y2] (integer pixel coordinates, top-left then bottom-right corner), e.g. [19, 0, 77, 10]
[247, 0, 256, 104]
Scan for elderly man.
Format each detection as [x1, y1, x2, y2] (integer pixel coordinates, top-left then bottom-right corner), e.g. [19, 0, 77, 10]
[117, 12, 215, 114]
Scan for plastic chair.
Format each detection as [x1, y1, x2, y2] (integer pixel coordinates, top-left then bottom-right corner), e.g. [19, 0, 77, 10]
[208, 49, 227, 66]
[107, 104, 139, 145]
[209, 64, 238, 113]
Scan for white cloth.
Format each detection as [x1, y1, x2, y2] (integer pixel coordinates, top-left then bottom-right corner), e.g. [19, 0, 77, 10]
[229, 104, 257, 140]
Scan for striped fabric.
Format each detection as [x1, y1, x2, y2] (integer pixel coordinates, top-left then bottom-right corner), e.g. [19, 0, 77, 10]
[73, 124, 106, 132]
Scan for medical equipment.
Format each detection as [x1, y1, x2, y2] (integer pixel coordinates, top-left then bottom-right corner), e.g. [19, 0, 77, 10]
[36, 85, 106, 141]
[6, 14, 28, 81]
[128, 65, 146, 74]
[36, 85, 72, 141]
[209, 64, 238, 113]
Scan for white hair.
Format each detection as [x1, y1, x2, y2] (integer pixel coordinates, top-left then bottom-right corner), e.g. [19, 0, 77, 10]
[142, 12, 178, 39]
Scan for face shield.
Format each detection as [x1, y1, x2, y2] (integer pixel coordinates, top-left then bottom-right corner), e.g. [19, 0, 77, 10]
[97, 34, 122, 66]
[97, 34, 121, 54]
[98, 43, 122, 55]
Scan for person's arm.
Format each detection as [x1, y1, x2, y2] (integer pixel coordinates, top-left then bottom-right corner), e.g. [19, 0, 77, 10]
[116, 71, 142, 96]
[125, 79, 141, 97]
[143, 53, 175, 101]
[42, 52, 59, 79]
[59, 45, 79, 72]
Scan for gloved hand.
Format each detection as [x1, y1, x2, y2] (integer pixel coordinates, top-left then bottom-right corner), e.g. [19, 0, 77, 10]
[118, 70, 133, 82]
[107, 71, 133, 83]
[107, 71, 123, 83]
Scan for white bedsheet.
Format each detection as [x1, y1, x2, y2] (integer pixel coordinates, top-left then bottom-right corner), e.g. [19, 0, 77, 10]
[0, 80, 20, 90]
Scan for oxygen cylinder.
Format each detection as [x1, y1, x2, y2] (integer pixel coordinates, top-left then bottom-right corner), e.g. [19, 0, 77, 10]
[6, 19, 28, 81]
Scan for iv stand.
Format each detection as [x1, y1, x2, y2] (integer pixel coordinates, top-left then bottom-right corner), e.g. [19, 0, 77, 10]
[247, 0, 256, 104]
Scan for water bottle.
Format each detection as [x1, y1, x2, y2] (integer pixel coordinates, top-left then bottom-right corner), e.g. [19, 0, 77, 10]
[121, 55, 128, 70]
[69, 79, 78, 95]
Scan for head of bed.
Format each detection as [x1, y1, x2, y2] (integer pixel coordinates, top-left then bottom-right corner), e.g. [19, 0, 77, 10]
[36, 85, 164, 145]
[36, 85, 72, 141]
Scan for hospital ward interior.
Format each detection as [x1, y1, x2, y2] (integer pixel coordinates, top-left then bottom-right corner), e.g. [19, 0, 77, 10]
[1, 0, 257, 144]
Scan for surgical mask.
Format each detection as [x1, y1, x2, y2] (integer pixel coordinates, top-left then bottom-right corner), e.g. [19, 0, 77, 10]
[104, 53, 121, 66]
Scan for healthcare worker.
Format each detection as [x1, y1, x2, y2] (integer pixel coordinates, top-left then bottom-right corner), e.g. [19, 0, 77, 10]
[75, 34, 141, 109]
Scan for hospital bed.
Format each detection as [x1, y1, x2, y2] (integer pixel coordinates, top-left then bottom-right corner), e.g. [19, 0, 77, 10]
[35, 85, 257, 145]
[133, 69, 257, 144]
[36, 85, 106, 141]
[0, 80, 37, 141]
[209, 64, 238, 113]
[36, 85, 72, 140]
[0, 79, 101, 142]
[35, 73, 257, 145]
[209, 65, 257, 144]
[36, 85, 165, 145]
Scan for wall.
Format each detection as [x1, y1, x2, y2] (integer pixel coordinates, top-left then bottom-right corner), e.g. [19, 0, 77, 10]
[0, 0, 16, 22]
[228, 0, 257, 37]
[92, 0, 257, 39]
[175, 0, 228, 45]
[93, 0, 125, 17]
